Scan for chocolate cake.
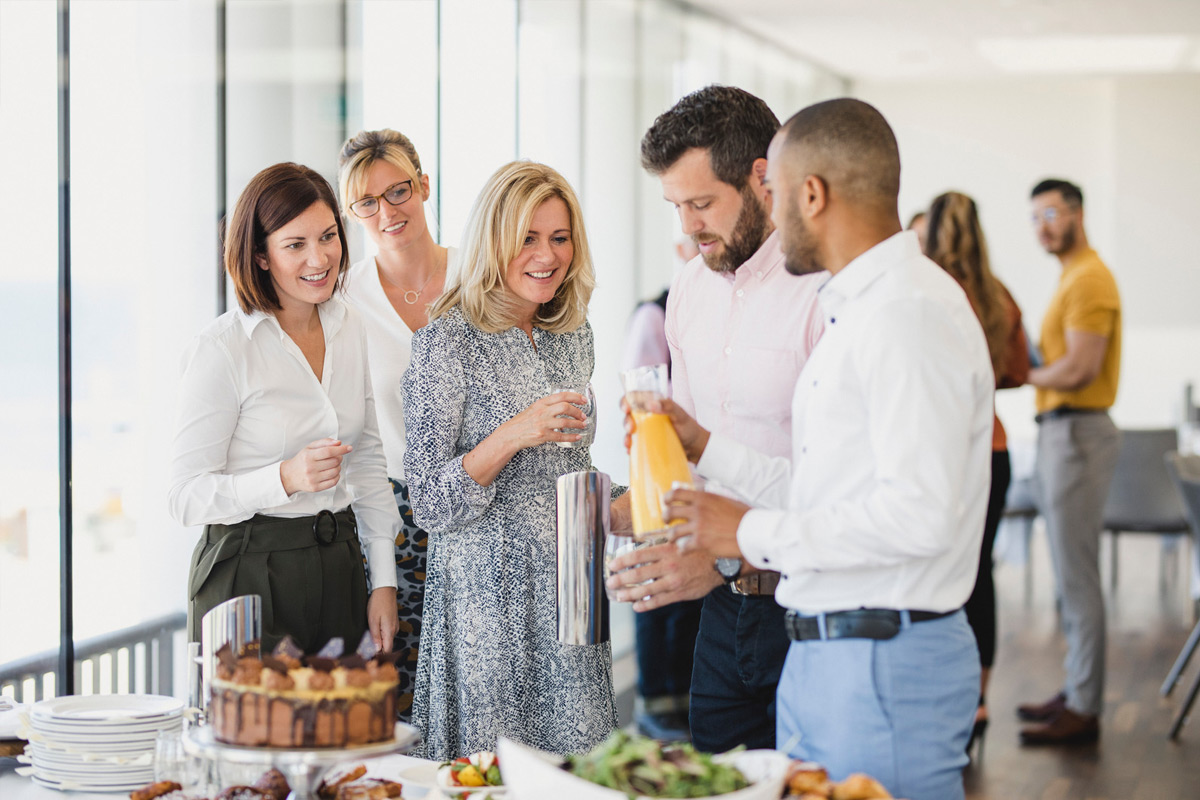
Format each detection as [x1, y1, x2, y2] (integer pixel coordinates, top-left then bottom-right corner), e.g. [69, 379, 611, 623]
[208, 635, 399, 748]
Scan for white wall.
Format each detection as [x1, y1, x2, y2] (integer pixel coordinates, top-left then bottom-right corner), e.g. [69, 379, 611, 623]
[856, 75, 1200, 446]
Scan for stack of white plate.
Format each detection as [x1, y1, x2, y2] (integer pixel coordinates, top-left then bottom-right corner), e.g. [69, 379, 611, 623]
[22, 694, 184, 792]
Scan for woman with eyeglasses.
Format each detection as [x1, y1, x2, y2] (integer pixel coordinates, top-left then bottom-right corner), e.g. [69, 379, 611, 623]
[337, 129, 450, 722]
[169, 162, 400, 657]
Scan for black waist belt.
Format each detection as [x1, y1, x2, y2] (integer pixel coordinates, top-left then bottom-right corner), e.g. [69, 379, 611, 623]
[203, 509, 357, 552]
[1035, 406, 1106, 424]
[784, 608, 957, 642]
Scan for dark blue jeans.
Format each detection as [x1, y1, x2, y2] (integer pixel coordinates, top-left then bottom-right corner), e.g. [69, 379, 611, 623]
[636, 598, 703, 701]
[689, 586, 790, 752]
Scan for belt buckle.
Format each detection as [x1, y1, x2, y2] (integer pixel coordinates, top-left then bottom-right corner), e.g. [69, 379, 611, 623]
[312, 509, 338, 546]
[730, 574, 758, 596]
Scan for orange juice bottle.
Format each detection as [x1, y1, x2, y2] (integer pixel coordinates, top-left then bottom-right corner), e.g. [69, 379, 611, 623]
[629, 410, 692, 538]
[621, 364, 692, 539]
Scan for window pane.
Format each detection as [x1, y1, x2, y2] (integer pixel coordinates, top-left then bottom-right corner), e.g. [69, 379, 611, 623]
[0, 0, 60, 696]
[67, 0, 218, 698]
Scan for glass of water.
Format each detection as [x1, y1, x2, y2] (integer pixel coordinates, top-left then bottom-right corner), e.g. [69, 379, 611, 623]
[154, 729, 202, 790]
[604, 530, 668, 602]
[549, 382, 595, 448]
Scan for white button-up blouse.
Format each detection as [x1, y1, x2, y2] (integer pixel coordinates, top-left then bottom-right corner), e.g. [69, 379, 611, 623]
[167, 299, 399, 590]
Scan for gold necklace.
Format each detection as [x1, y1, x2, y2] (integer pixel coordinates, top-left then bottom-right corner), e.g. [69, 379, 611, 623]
[381, 250, 444, 305]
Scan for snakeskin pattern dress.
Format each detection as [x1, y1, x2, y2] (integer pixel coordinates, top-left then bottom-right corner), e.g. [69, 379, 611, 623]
[402, 305, 617, 760]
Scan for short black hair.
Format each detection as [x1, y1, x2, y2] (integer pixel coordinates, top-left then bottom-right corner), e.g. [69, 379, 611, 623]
[778, 98, 900, 207]
[1031, 178, 1083, 208]
[640, 85, 780, 188]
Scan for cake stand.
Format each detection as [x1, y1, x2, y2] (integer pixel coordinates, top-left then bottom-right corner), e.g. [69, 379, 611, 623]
[182, 723, 421, 800]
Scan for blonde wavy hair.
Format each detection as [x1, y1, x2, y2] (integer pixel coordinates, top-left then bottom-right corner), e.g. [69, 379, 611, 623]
[924, 191, 1012, 375]
[430, 161, 594, 334]
[337, 128, 424, 217]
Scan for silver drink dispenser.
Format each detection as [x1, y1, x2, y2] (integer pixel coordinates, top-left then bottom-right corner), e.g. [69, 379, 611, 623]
[198, 595, 261, 715]
[556, 470, 611, 645]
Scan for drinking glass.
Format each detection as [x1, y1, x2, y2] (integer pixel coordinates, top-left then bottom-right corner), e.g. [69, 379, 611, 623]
[154, 729, 202, 790]
[549, 382, 596, 449]
[604, 530, 668, 603]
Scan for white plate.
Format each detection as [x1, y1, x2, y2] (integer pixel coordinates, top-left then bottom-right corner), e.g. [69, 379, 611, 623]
[33, 766, 156, 782]
[32, 754, 153, 770]
[32, 694, 184, 723]
[30, 736, 161, 754]
[32, 774, 150, 793]
[398, 762, 507, 795]
[30, 742, 154, 761]
[27, 724, 175, 743]
[30, 718, 181, 738]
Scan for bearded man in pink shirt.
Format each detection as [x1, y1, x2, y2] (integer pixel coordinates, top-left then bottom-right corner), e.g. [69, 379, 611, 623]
[608, 85, 824, 753]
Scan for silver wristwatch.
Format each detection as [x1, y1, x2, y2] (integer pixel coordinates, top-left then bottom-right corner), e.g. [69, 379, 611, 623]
[714, 557, 742, 583]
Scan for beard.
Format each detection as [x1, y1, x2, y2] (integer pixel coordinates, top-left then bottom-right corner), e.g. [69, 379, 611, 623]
[780, 200, 823, 276]
[696, 185, 771, 274]
[1045, 225, 1076, 256]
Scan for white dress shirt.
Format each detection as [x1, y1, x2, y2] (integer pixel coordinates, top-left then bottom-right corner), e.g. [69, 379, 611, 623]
[666, 230, 824, 464]
[342, 249, 456, 480]
[697, 231, 994, 614]
[167, 299, 399, 590]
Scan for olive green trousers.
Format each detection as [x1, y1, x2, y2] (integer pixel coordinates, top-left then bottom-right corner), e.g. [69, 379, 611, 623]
[187, 509, 368, 654]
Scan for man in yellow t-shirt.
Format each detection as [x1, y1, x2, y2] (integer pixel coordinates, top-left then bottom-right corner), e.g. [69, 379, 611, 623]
[1018, 179, 1121, 746]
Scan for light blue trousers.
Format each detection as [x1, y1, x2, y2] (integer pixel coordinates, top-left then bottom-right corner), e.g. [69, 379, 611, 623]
[777, 610, 979, 800]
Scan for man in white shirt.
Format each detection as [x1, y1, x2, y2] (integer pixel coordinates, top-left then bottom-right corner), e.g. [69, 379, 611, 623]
[657, 99, 993, 799]
[609, 85, 823, 754]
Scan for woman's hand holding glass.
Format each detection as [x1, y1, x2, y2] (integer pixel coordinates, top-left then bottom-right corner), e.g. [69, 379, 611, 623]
[504, 391, 589, 450]
[550, 382, 596, 448]
[279, 437, 353, 494]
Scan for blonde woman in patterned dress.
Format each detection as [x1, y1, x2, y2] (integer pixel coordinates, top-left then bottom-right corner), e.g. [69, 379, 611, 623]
[337, 129, 452, 722]
[403, 161, 631, 759]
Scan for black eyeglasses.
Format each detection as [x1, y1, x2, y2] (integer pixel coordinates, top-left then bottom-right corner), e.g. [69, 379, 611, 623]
[349, 180, 414, 219]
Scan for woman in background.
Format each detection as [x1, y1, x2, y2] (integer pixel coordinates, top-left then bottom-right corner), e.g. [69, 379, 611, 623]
[338, 129, 450, 721]
[169, 162, 399, 656]
[924, 190, 1030, 756]
[403, 161, 628, 759]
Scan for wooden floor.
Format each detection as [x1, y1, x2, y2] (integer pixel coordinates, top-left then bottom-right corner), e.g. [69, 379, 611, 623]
[964, 527, 1200, 800]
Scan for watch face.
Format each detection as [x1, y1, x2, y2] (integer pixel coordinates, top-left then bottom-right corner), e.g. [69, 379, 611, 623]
[716, 558, 740, 579]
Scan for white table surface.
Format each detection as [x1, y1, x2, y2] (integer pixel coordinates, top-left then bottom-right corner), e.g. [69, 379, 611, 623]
[1, 752, 445, 800]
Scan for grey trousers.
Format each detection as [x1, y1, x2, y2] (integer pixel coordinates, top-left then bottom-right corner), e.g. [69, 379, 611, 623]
[1035, 412, 1120, 716]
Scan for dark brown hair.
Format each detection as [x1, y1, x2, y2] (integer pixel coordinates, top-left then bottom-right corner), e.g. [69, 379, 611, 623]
[1031, 178, 1083, 208]
[224, 162, 349, 314]
[640, 85, 779, 187]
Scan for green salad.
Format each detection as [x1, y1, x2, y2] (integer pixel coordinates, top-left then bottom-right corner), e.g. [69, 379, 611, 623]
[565, 731, 750, 798]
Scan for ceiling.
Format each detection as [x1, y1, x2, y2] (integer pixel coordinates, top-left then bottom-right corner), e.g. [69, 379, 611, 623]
[688, 0, 1200, 82]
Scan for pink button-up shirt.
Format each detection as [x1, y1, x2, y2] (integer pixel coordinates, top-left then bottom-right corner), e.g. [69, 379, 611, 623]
[666, 230, 825, 465]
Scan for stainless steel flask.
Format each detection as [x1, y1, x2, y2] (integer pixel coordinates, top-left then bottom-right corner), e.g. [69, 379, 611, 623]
[199, 594, 261, 714]
[556, 470, 611, 645]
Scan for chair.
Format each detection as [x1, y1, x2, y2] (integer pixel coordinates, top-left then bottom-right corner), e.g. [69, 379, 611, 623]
[1161, 452, 1200, 739]
[1102, 429, 1190, 590]
[1001, 474, 1040, 602]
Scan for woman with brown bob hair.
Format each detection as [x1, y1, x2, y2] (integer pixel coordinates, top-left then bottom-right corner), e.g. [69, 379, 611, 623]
[924, 190, 1030, 756]
[402, 161, 630, 758]
[169, 162, 400, 657]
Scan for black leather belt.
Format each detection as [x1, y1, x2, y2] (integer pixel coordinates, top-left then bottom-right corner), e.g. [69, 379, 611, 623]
[1034, 406, 1106, 424]
[784, 608, 957, 641]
